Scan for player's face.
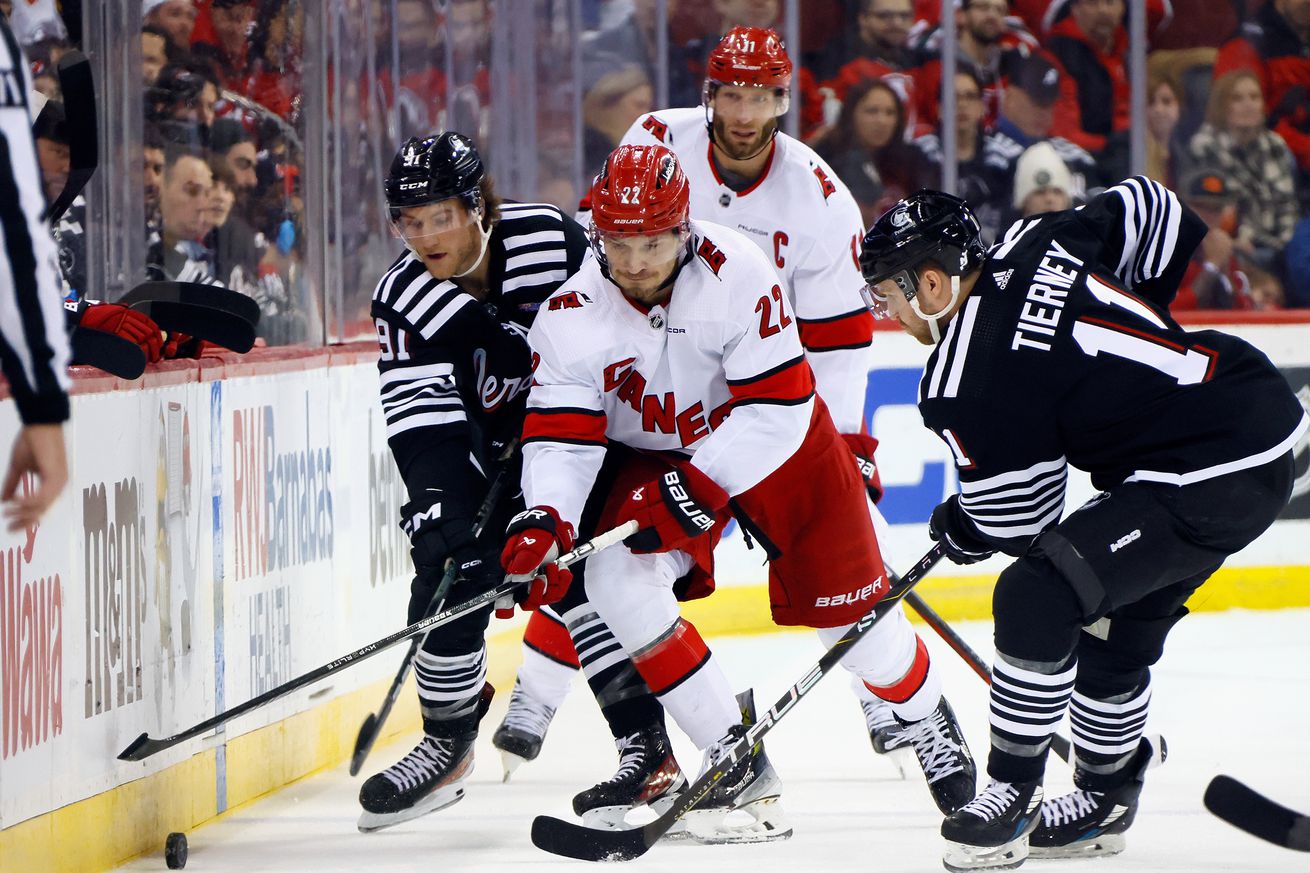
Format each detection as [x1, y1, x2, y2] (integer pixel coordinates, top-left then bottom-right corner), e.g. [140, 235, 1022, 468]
[866, 270, 952, 345]
[710, 85, 781, 160]
[601, 230, 685, 304]
[394, 200, 482, 279]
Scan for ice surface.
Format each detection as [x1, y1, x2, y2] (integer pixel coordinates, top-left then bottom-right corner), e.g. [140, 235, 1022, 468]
[114, 608, 1310, 872]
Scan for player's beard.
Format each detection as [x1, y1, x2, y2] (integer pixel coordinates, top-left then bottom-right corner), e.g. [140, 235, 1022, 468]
[712, 115, 777, 162]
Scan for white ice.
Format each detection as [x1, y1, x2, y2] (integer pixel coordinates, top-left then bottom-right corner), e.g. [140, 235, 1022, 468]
[115, 608, 1310, 873]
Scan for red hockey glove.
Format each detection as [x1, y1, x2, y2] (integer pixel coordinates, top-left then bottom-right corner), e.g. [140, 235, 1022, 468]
[499, 506, 576, 616]
[617, 464, 729, 554]
[841, 432, 884, 504]
[162, 332, 218, 359]
[80, 303, 163, 363]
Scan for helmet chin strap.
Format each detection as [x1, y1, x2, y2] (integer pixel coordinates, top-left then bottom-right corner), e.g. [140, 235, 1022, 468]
[453, 213, 493, 278]
[905, 274, 961, 343]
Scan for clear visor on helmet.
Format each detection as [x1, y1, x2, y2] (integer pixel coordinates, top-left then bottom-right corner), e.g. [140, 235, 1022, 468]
[389, 197, 482, 250]
[860, 271, 916, 320]
[588, 220, 691, 273]
[703, 81, 791, 119]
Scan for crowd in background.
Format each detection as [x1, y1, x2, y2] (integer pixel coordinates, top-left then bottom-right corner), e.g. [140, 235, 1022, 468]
[576, 0, 1310, 311]
[6, 0, 1310, 329]
[6, 0, 312, 343]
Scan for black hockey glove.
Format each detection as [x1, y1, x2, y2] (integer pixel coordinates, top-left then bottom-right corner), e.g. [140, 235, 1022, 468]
[929, 495, 996, 565]
[400, 496, 502, 625]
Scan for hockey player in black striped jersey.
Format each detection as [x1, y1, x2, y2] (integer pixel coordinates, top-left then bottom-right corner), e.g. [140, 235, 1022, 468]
[858, 180, 1306, 871]
[360, 131, 595, 830]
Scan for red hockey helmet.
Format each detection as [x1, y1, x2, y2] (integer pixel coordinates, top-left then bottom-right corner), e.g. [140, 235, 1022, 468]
[589, 144, 690, 237]
[706, 26, 793, 91]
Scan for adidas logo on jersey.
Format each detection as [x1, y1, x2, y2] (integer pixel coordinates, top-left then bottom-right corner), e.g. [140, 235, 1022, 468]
[993, 269, 1014, 290]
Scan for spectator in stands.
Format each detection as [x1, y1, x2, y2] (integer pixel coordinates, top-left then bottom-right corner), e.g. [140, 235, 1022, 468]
[209, 117, 259, 204]
[991, 51, 1100, 199]
[149, 61, 220, 132]
[153, 145, 221, 284]
[582, 59, 654, 175]
[911, 69, 1010, 242]
[815, 77, 916, 224]
[141, 25, 172, 86]
[32, 98, 68, 206]
[1046, 0, 1131, 170]
[192, 0, 256, 91]
[206, 159, 264, 293]
[1011, 140, 1074, 217]
[581, 0, 699, 109]
[1173, 170, 1258, 310]
[1189, 70, 1299, 274]
[816, 0, 916, 82]
[144, 0, 198, 52]
[143, 125, 167, 231]
[1145, 71, 1181, 184]
[1214, 0, 1310, 173]
[1283, 217, 1310, 307]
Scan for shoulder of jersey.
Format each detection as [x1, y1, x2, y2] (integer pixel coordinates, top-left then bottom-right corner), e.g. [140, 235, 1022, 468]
[536, 260, 607, 319]
[497, 200, 569, 230]
[690, 219, 779, 287]
[775, 134, 854, 207]
[372, 250, 443, 310]
[632, 107, 704, 148]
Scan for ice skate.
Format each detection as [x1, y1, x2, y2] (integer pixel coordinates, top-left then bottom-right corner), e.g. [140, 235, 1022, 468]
[941, 779, 1043, 872]
[491, 679, 558, 781]
[1028, 736, 1158, 859]
[892, 697, 977, 814]
[571, 722, 687, 831]
[684, 689, 792, 846]
[357, 732, 476, 832]
[861, 697, 914, 779]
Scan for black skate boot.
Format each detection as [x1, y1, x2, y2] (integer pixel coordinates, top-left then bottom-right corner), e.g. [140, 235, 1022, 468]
[491, 678, 558, 782]
[571, 722, 687, 830]
[1028, 736, 1161, 859]
[684, 689, 792, 845]
[357, 683, 493, 832]
[891, 697, 977, 814]
[941, 779, 1044, 872]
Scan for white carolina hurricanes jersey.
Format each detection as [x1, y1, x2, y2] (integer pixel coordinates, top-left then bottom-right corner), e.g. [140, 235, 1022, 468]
[522, 219, 817, 529]
[621, 107, 872, 432]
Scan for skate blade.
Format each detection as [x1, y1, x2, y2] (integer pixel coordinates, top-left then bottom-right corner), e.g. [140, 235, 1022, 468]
[578, 795, 690, 839]
[1029, 833, 1125, 860]
[883, 745, 915, 781]
[685, 795, 793, 845]
[357, 785, 466, 833]
[499, 749, 529, 783]
[942, 836, 1028, 872]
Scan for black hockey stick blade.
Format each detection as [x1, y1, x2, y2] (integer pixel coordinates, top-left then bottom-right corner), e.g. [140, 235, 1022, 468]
[46, 51, 97, 224]
[129, 299, 256, 352]
[118, 520, 634, 762]
[1205, 775, 1310, 851]
[531, 545, 945, 862]
[70, 326, 147, 379]
[349, 638, 418, 776]
[349, 712, 381, 776]
[120, 281, 261, 326]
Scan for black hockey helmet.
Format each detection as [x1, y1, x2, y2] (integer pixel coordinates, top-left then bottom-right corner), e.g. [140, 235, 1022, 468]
[384, 131, 485, 221]
[859, 190, 987, 287]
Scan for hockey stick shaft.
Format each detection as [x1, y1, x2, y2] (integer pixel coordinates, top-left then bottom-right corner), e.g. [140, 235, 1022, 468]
[119, 519, 634, 763]
[531, 544, 945, 862]
[1205, 775, 1310, 852]
[902, 589, 1073, 765]
[349, 447, 517, 775]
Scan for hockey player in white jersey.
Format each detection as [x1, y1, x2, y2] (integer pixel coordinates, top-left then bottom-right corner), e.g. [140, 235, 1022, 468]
[497, 145, 976, 842]
[496, 25, 971, 809]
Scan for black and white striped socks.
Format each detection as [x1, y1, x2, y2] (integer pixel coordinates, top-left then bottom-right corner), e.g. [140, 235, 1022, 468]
[988, 652, 1076, 783]
[415, 646, 487, 730]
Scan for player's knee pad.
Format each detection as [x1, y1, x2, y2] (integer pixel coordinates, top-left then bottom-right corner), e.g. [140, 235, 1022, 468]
[582, 545, 685, 652]
[817, 601, 916, 686]
[993, 554, 1084, 663]
[420, 601, 491, 657]
[1075, 609, 1185, 697]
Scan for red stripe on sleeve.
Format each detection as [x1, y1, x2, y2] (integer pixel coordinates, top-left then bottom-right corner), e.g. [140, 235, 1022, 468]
[632, 618, 711, 696]
[522, 408, 608, 445]
[798, 309, 875, 352]
[728, 356, 816, 405]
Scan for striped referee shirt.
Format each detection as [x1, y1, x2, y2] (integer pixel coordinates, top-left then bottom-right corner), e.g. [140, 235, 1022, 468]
[0, 18, 70, 423]
[371, 201, 588, 520]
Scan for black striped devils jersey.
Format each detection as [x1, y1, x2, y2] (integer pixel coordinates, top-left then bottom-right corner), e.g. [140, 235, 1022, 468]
[371, 201, 589, 519]
[920, 177, 1308, 556]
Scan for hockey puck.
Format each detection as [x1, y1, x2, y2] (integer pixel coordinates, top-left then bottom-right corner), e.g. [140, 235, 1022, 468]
[165, 832, 188, 869]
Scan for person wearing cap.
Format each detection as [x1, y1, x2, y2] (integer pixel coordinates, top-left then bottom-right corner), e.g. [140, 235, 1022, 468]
[1011, 141, 1074, 218]
[1173, 169, 1257, 311]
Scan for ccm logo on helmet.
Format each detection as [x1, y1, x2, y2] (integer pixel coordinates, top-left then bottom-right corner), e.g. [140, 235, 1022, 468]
[814, 575, 887, 608]
[399, 181, 427, 191]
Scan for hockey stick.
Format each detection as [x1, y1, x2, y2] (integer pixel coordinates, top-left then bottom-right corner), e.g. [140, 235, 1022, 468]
[119, 280, 261, 326]
[69, 326, 147, 379]
[46, 50, 97, 224]
[1204, 775, 1310, 852]
[530, 544, 945, 862]
[349, 446, 518, 776]
[128, 299, 256, 352]
[902, 589, 1072, 765]
[118, 519, 635, 763]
